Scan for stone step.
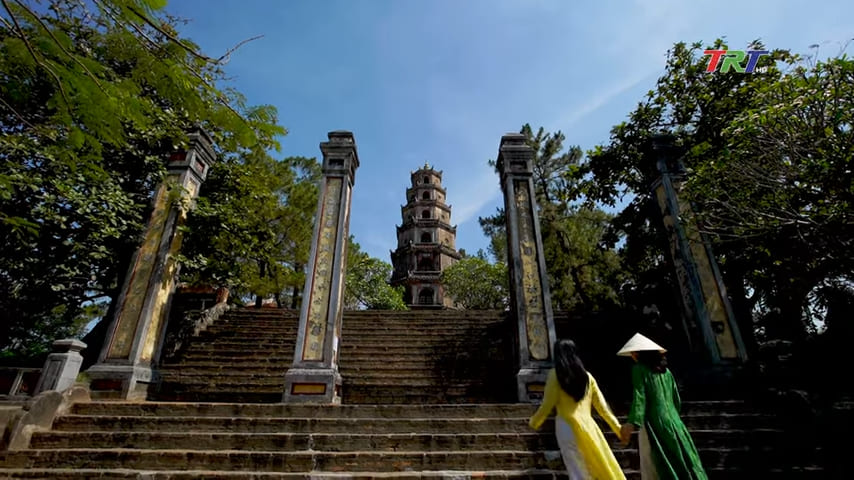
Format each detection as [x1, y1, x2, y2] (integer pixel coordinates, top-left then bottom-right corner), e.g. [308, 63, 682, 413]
[221, 310, 505, 320]
[220, 309, 299, 316]
[30, 431, 555, 451]
[223, 311, 501, 320]
[69, 399, 745, 419]
[342, 318, 509, 332]
[158, 370, 287, 380]
[339, 345, 498, 354]
[153, 391, 283, 403]
[337, 368, 497, 378]
[338, 361, 507, 371]
[196, 330, 300, 338]
[156, 378, 284, 389]
[29, 428, 787, 452]
[0, 446, 812, 472]
[210, 320, 299, 327]
[342, 323, 506, 331]
[0, 468, 828, 480]
[158, 361, 293, 371]
[339, 353, 488, 362]
[176, 341, 296, 350]
[172, 349, 294, 358]
[342, 378, 489, 389]
[342, 321, 505, 329]
[162, 360, 459, 370]
[341, 333, 503, 341]
[342, 395, 510, 405]
[171, 350, 294, 362]
[70, 402, 540, 418]
[220, 314, 502, 321]
[50, 416, 546, 434]
[54, 410, 777, 433]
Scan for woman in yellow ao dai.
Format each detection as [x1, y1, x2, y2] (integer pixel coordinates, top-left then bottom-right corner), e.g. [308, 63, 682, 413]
[529, 339, 626, 480]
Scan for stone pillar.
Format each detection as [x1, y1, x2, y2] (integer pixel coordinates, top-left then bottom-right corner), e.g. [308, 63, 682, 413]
[34, 339, 87, 394]
[283, 131, 359, 404]
[498, 133, 558, 403]
[647, 134, 747, 364]
[86, 129, 214, 399]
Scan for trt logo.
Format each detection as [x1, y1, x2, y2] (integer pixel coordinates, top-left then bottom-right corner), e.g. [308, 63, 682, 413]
[703, 50, 770, 73]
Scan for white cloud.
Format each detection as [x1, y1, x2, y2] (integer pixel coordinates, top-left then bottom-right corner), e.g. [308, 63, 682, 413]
[555, 72, 656, 128]
[450, 170, 502, 226]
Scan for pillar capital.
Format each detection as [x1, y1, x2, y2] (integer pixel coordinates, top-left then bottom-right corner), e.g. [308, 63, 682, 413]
[320, 130, 359, 184]
[167, 128, 215, 182]
[498, 133, 534, 184]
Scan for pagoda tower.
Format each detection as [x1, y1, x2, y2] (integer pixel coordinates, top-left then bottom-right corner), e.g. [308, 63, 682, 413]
[390, 163, 462, 308]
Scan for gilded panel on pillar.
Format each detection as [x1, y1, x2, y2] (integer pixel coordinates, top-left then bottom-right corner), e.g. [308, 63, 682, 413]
[140, 178, 200, 362]
[655, 186, 696, 327]
[514, 181, 549, 361]
[302, 177, 342, 361]
[107, 182, 173, 360]
[682, 211, 739, 359]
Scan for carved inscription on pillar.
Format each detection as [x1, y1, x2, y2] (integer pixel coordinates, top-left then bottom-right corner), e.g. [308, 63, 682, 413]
[302, 177, 342, 361]
[655, 185, 697, 330]
[514, 181, 548, 361]
[107, 184, 172, 360]
[140, 177, 200, 362]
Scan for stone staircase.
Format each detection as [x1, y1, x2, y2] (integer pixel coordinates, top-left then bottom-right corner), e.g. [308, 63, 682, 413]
[339, 310, 515, 404]
[0, 307, 826, 478]
[155, 308, 299, 403]
[156, 308, 515, 404]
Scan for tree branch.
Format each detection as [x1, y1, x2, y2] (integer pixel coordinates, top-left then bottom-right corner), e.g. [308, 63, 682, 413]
[0, 0, 70, 106]
[0, 96, 35, 129]
[13, 0, 107, 93]
[92, 0, 249, 125]
[124, 4, 216, 63]
[216, 34, 264, 64]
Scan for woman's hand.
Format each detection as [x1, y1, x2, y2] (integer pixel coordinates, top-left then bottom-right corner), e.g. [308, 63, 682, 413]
[620, 423, 635, 446]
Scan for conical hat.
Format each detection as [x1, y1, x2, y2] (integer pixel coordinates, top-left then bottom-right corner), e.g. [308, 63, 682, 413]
[617, 333, 667, 356]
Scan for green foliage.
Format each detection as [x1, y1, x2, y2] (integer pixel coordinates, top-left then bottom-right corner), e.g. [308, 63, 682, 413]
[440, 256, 508, 310]
[581, 38, 853, 343]
[0, 0, 285, 361]
[540, 207, 624, 312]
[178, 156, 320, 306]
[479, 123, 623, 312]
[344, 236, 407, 311]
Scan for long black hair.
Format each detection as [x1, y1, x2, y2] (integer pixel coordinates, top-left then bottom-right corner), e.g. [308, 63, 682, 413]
[554, 339, 589, 401]
[637, 350, 668, 373]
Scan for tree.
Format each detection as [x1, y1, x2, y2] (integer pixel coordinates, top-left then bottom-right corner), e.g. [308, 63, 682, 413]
[478, 123, 622, 312]
[0, 0, 284, 361]
[581, 38, 852, 345]
[344, 236, 407, 311]
[540, 208, 624, 312]
[440, 256, 508, 310]
[178, 156, 320, 308]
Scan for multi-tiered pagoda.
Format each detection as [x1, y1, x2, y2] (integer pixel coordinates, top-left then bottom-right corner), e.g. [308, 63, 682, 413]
[390, 164, 462, 308]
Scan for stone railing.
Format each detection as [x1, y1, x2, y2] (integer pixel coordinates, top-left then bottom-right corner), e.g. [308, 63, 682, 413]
[161, 301, 231, 362]
[2, 385, 90, 450]
[0, 367, 42, 399]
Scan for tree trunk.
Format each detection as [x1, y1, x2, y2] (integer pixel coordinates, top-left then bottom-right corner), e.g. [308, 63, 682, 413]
[290, 286, 300, 309]
[722, 266, 758, 356]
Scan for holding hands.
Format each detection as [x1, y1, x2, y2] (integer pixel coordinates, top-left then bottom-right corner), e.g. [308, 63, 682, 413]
[619, 423, 635, 446]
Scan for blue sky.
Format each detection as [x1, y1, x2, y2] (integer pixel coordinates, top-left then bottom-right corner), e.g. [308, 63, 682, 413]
[165, 0, 853, 263]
